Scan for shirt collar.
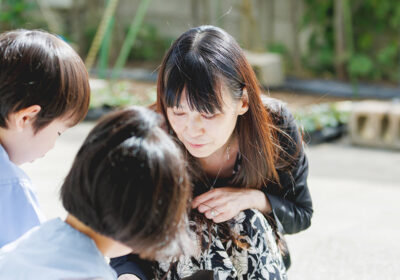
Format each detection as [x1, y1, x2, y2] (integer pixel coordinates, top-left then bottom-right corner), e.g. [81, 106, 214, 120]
[0, 143, 10, 161]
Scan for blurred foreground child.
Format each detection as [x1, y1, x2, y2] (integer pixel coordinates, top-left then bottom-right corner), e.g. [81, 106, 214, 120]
[0, 107, 193, 280]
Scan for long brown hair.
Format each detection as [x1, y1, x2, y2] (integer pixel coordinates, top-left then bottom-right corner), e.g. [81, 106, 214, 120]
[156, 25, 280, 189]
[155, 27, 295, 261]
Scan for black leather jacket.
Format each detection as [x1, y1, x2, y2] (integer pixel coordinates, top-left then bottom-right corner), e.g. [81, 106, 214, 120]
[261, 96, 313, 234]
[191, 96, 313, 235]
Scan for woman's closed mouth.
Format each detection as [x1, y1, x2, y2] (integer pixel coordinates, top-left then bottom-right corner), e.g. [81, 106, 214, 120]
[187, 142, 207, 148]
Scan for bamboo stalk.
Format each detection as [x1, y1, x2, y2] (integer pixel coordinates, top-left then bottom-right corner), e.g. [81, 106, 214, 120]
[85, 0, 120, 73]
[111, 0, 151, 79]
[99, 0, 115, 78]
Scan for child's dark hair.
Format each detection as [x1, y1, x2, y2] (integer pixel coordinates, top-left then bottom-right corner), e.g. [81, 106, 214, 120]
[0, 29, 90, 132]
[60, 106, 193, 260]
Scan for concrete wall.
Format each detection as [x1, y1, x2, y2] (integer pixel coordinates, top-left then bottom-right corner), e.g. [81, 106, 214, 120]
[44, 0, 310, 57]
[123, 0, 310, 54]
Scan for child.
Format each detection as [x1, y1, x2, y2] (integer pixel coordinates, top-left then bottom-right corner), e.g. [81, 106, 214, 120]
[0, 29, 90, 247]
[0, 107, 193, 279]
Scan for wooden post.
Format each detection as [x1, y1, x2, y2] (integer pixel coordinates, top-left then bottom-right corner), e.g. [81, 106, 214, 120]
[70, 0, 87, 55]
[214, 0, 223, 27]
[264, 0, 275, 47]
[239, 0, 248, 49]
[202, 0, 211, 24]
[334, 0, 347, 80]
[240, 0, 260, 50]
[190, 0, 200, 27]
[290, 0, 302, 72]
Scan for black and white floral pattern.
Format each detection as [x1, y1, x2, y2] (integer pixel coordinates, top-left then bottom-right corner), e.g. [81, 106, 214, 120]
[156, 209, 287, 280]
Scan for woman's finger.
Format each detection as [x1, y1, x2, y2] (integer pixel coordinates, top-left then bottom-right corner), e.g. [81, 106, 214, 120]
[192, 188, 222, 208]
[204, 206, 235, 223]
[204, 207, 222, 220]
[196, 196, 228, 213]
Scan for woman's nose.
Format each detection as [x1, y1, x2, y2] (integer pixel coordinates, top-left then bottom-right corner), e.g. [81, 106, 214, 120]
[186, 115, 203, 138]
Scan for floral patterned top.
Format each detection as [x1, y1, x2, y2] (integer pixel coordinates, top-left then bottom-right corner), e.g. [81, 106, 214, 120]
[155, 209, 287, 280]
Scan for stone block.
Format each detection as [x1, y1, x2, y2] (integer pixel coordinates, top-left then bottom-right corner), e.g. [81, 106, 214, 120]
[244, 51, 284, 87]
[349, 101, 400, 149]
[89, 78, 109, 91]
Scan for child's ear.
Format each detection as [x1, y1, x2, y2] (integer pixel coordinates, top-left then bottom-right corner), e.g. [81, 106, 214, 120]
[237, 88, 249, 115]
[11, 105, 41, 131]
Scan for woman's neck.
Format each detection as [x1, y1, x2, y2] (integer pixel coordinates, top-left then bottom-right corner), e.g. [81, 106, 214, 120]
[199, 135, 239, 178]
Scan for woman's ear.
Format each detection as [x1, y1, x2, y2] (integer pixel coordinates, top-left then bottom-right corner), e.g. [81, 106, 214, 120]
[11, 105, 41, 131]
[237, 89, 249, 115]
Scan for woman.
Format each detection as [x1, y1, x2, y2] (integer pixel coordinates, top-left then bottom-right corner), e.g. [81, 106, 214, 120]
[112, 25, 313, 280]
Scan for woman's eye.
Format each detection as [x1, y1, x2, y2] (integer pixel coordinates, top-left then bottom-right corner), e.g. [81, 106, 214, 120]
[57, 132, 61, 136]
[202, 114, 216, 120]
[173, 111, 185, 116]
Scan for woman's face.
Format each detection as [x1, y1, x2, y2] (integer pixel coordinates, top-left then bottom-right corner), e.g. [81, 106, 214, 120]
[166, 86, 248, 159]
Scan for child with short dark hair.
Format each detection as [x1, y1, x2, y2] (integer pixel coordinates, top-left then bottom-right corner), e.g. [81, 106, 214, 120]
[0, 29, 90, 247]
[0, 107, 193, 279]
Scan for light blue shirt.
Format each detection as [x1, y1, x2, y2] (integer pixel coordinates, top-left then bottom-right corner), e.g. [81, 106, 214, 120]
[0, 218, 117, 280]
[0, 144, 45, 247]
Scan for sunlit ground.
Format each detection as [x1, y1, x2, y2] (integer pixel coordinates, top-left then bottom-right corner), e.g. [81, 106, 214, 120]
[21, 85, 400, 279]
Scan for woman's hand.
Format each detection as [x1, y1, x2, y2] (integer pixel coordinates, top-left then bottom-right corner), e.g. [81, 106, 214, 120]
[192, 187, 272, 223]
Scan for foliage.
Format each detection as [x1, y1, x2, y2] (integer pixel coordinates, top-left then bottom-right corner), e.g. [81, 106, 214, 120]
[128, 23, 173, 62]
[268, 42, 289, 56]
[268, 42, 293, 72]
[295, 102, 351, 133]
[0, 0, 39, 30]
[302, 0, 400, 83]
[90, 80, 156, 109]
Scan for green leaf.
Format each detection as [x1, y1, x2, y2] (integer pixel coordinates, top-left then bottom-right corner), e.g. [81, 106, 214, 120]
[348, 54, 373, 77]
[377, 45, 397, 65]
[358, 34, 373, 51]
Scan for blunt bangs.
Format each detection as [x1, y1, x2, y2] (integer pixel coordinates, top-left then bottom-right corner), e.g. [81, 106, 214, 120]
[163, 44, 224, 114]
[161, 26, 248, 115]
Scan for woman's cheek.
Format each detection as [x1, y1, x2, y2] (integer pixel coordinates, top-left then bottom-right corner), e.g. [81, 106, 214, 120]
[202, 117, 224, 130]
[169, 115, 186, 133]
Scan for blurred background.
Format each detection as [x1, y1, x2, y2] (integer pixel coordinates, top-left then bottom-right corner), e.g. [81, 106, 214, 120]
[2, 0, 399, 279]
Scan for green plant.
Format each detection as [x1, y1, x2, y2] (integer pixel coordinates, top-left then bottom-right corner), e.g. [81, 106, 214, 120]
[0, 0, 39, 30]
[267, 42, 294, 73]
[295, 102, 351, 133]
[128, 23, 173, 62]
[90, 80, 156, 109]
[302, 1, 335, 76]
[302, 0, 400, 84]
[268, 42, 288, 56]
